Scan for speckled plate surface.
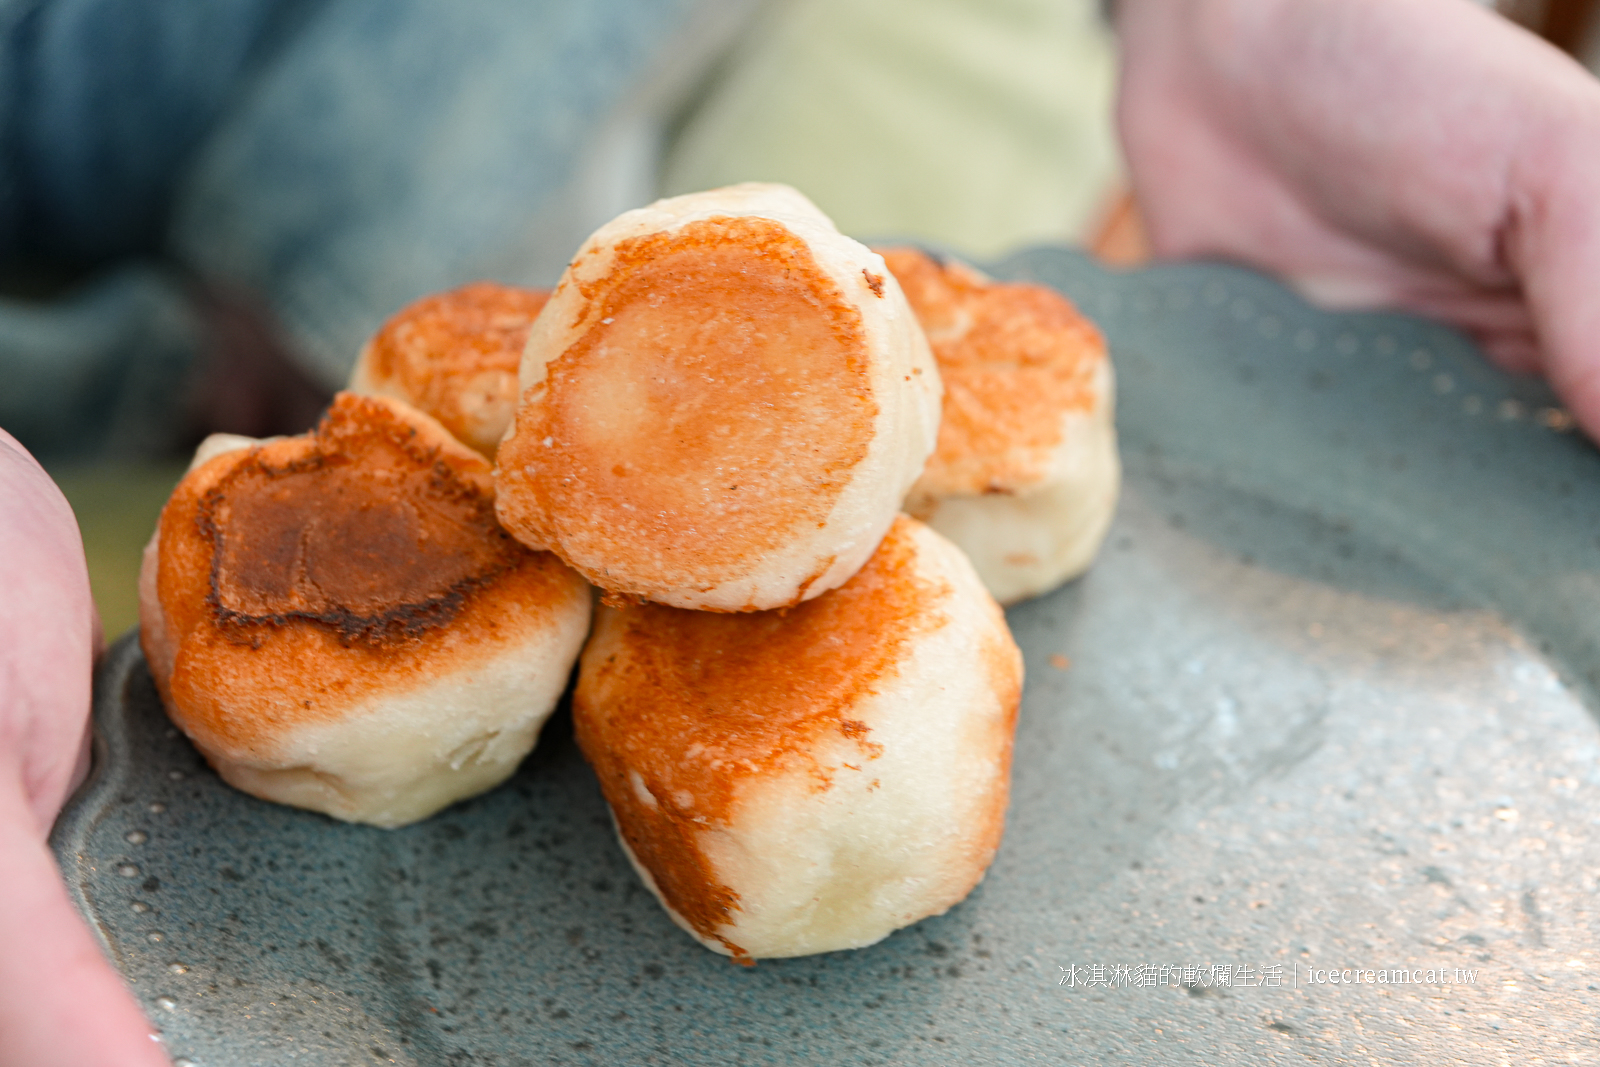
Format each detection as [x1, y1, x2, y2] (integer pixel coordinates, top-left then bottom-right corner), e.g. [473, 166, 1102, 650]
[54, 249, 1600, 1065]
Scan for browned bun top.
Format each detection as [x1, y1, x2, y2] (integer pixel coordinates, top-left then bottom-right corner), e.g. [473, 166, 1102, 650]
[155, 392, 584, 752]
[364, 281, 550, 452]
[498, 216, 878, 593]
[204, 396, 517, 642]
[574, 515, 944, 948]
[877, 246, 1106, 493]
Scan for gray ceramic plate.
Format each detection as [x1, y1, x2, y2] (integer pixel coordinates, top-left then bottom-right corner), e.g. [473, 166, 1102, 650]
[54, 249, 1600, 1066]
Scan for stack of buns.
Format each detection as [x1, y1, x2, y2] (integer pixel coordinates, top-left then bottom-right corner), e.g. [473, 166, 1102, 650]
[140, 183, 1118, 959]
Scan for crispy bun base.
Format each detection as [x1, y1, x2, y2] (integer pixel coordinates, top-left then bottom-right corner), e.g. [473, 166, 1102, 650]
[575, 515, 1022, 958]
[881, 247, 1120, 603]
[139, 394, 591, 828]
[496, 183, 940, 612]
[349, 281, 551, 457]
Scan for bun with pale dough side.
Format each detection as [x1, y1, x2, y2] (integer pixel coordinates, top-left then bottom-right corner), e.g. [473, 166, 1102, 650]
[575, 515, 1021, 959]
[880, 247, 1119, 604]
[140, 392, 590, 828]
[497, 183, 941, 612]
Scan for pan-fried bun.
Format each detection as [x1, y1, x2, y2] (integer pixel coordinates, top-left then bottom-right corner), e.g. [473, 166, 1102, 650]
[880, 247, 1119, 604]
[350, 281, 551, 457]
[575, 515, 1021, 960]
[139, 392, 590, 828]
[497, 183, 941, 612]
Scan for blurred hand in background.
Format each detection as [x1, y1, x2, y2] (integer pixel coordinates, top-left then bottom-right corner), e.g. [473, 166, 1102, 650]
[1118, 0, 1600, 436]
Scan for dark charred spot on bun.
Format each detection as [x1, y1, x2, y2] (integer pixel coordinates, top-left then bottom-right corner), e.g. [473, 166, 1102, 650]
[198, 394, 523, 646]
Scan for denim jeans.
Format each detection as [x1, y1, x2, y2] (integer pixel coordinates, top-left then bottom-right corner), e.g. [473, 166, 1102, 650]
[0, 0, 757, 459]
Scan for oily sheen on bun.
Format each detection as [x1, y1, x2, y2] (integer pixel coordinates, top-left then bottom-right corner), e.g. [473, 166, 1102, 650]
[496, 183, 941, 612]
[349, 281, 551, 458]
[879, 247, 1119, 604]
[139, 392, 590, 828]
[574, 515, 1022, 960]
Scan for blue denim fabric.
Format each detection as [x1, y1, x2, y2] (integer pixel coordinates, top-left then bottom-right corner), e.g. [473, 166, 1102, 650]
[173, 0, 737, 389]
[0, 265, 198, 457]
[0, 0, 322, 458]
[0, 0, 748, 458]
[4, 0, 329, 262]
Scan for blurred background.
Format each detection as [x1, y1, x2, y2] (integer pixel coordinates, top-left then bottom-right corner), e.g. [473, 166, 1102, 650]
[6, 0, 1596, 637]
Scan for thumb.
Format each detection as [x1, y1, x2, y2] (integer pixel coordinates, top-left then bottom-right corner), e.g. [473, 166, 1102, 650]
[1515, 103, 1600, 442]
[0, 783, 171, 1067]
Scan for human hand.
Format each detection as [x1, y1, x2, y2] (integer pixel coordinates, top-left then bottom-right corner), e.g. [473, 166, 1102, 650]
[1115, 0, 1600, 437]
[0, 430, 169, 1066]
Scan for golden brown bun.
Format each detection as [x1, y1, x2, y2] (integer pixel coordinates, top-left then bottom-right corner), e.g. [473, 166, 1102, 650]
[139, 392, 591, 828]
[879, 247, 1120, 603]
[575, 515, 1021, 959]
[496, 183, 940, 612]
[349, 281, 551, 457]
